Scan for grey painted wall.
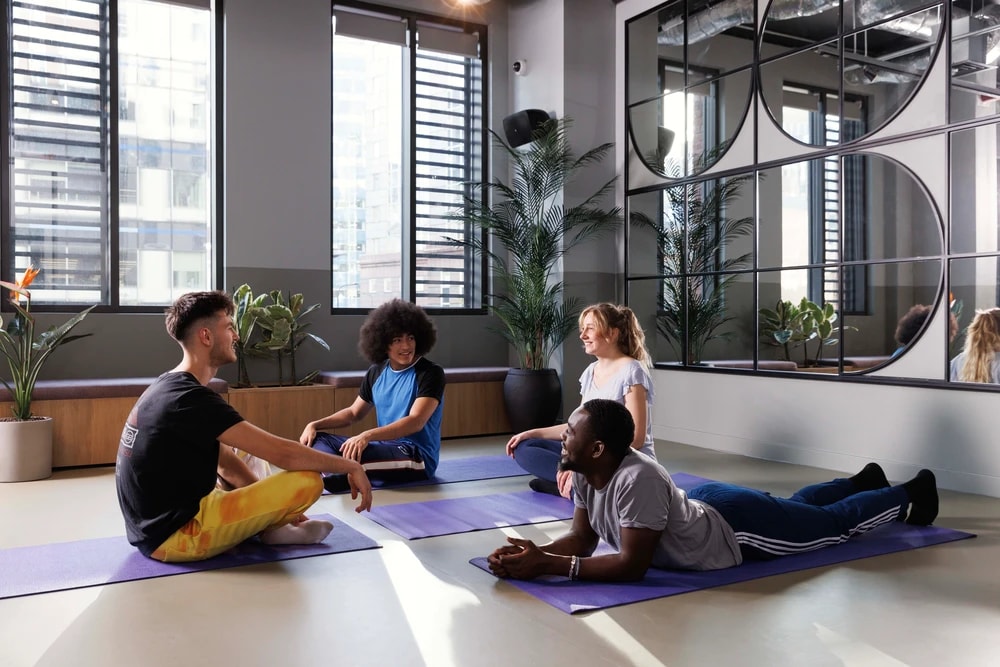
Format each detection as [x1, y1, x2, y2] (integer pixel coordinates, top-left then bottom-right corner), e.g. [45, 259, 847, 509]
[507, 0, 621, 418]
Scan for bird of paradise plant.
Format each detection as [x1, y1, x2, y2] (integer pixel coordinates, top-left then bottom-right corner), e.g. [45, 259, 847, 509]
[0, 266, 95, 420]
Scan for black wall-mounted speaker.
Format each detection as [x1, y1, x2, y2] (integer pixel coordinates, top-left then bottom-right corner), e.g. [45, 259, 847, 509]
[502, 109, 552, 148]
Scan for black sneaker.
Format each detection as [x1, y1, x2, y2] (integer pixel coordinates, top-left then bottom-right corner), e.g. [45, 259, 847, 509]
[850, 462, 890, 492]
[903, 469, 939, 526]
[528, 477, 560, 496]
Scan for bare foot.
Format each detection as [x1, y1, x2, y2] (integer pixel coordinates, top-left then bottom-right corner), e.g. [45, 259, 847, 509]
[260, 519, 334, 545]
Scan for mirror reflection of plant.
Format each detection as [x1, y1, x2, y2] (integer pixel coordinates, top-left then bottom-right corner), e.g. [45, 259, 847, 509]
[758, 297, 856, 367]
[759, 298, 810, 361]
[449, 117, 622, 370]
[632, 164, 753, 365]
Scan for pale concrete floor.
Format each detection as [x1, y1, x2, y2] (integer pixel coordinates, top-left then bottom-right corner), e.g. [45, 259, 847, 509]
[1, 437, 999, 667]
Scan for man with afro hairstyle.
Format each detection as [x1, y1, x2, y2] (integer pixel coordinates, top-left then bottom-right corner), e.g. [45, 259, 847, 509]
[300, 299, 445, 492]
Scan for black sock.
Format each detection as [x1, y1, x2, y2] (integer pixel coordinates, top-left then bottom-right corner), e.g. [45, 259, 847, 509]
[850, 462, 890, 492]
[902, 469, 939, 526]
[528, 477, 560, 496]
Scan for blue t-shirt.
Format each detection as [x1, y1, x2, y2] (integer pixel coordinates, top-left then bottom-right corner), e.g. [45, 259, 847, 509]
[359, 357, 445, 475]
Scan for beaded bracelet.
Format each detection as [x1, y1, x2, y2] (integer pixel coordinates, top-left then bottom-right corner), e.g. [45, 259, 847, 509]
[569, 555, 580, 580]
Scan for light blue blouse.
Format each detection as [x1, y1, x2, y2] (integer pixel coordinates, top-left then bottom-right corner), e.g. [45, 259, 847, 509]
[578, 358, 656, 459]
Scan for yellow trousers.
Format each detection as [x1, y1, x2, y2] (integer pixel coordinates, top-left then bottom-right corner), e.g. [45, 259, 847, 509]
[151, 470, 323, 563]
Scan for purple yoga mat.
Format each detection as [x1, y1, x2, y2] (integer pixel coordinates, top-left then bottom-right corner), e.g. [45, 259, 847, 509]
[364, 472, 712, 539]
[0, 514, 380, 600]
[471, 522, 976, 614]
[323, 454, 528, 495]
[367, 490, 574, 539]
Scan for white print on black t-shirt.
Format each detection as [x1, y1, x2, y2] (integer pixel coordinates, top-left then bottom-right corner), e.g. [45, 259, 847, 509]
[120, 423, 137, 449]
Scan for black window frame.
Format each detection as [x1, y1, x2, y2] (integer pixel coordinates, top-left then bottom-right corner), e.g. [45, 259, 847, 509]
[330, 0, 488, 316]
[0, 0, 224, 315]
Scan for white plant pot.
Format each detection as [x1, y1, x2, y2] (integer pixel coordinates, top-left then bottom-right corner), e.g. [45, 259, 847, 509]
[0, 416, 54, 482]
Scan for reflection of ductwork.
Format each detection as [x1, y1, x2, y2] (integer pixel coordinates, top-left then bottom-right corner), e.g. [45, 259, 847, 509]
[842, 6, 1000, 85]
[658, 1, 753, 45]
[855, 0, 939, 39]
[658, 0, 945, 46]
[843, 53, 931, 85]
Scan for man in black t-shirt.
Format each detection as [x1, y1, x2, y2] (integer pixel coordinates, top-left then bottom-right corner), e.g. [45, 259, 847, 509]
[116, 291, 372, 562]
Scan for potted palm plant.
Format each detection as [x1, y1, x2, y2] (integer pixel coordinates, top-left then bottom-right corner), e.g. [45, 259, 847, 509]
[451, 116, 622, 431]
[0, 266, 95, 482]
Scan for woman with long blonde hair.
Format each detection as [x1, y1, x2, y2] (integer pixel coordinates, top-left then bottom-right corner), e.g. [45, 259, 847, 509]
[950, 308, 1000, 383]
[506, 303, 655, 497]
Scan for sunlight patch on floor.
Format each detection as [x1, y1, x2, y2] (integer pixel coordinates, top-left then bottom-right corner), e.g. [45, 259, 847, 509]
[813, 622, 909, 666]
[0, 586, 102, 667]
[581, 613, 670, 667]
[380, 541, 481, 666]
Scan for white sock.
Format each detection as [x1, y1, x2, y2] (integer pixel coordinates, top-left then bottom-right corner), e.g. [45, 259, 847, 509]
[260, 519, 334, 545]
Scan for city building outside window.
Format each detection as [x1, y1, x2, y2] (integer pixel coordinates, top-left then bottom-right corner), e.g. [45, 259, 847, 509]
[332, 3, 485, 310]
[2, 0, 217, 309]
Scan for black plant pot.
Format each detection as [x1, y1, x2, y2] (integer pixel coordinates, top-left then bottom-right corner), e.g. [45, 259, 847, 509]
[503, 368, 562, 433]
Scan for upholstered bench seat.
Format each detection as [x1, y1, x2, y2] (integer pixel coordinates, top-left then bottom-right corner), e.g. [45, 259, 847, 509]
[0, 377, 229, 469]
[317, 366, 511, 439]
[0, 377, 227, 402]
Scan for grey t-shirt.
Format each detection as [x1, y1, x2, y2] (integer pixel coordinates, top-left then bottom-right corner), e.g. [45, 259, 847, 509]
[579, 359, 656, 459]
[573, 452, 742, 571]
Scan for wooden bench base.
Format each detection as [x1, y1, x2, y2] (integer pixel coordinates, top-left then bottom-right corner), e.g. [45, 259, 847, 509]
[3, 367, 512, 469]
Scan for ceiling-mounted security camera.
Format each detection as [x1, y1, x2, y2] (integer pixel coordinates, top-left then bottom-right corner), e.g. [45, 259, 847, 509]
[512, 59, 527, 76]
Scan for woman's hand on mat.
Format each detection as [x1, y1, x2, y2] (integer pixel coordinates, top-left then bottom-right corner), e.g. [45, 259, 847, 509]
[346, 463, 373, 512]
[556, 470, 573, 499]
[340, 433, 372, 461]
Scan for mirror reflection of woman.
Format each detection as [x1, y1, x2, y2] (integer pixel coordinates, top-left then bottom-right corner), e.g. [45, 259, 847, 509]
[505, 303, 655, 498]
[950, 308, 1000, 383]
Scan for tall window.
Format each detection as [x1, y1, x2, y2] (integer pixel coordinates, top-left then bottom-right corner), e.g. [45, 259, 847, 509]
[332, 4, 485, 310]
[3, 0, 216, 308]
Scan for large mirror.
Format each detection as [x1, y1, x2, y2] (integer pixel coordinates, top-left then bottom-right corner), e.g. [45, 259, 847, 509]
[624, 0, 994, 388]
[951, 0, 1000, 123]
[950, 120, 1000, 385]
[949, 256, 1000, 383]
[760, 1, 943, 145]
[756, 151, 942, 372]
[626, 0, 754, 181]
[627, 69, 752, 178]
[627, 172, 755, 365]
